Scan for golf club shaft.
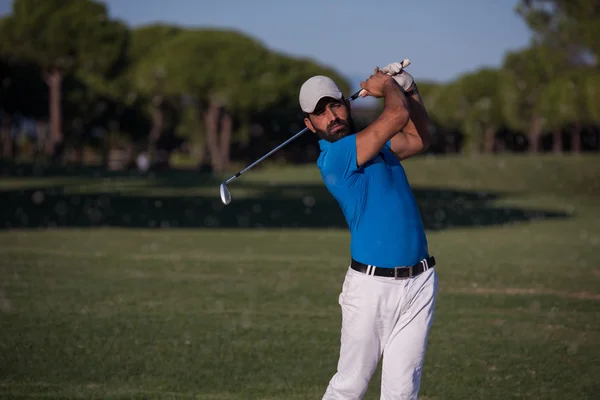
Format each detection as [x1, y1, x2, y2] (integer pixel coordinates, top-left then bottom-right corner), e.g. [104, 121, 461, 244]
[224, 89, 363, 185]
[347, 88, 364, 101]
[225, 127, 309, 184]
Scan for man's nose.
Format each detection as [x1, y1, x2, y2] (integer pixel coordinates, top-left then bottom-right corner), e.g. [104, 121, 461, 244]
[324, 107, 338, 122]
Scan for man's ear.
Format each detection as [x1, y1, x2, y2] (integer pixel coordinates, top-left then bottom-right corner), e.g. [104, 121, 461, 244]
[304, 116, 316, 133]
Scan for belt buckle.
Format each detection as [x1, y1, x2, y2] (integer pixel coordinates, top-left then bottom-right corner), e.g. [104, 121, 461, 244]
[394, 266, 411, 280]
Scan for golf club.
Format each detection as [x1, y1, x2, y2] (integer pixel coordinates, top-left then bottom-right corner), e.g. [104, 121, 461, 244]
[219, 58, 411, 205]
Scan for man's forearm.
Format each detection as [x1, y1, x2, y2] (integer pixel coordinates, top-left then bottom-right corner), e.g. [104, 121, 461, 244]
[389, 83, 431, 159]
[382, 80, 411, 123]
[355, 79, 411, 167]
[406, 84, 430, 138]
[371, 79, 412, 141]
[407, 84, 425, 107]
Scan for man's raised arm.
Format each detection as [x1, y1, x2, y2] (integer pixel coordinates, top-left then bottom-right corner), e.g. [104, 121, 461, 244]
[354, 69, 411, 167]
[388, 83, 431, 160]
[382, 65, 431, 160]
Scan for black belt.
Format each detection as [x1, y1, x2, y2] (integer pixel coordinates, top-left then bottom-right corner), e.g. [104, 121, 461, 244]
[351, 256, 435, 279]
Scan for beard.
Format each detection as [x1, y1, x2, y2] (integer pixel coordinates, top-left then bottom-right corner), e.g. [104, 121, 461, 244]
[316, 116, 357, 143]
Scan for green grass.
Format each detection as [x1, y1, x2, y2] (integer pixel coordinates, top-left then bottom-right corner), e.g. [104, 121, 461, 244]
[1, 154, 600, 399]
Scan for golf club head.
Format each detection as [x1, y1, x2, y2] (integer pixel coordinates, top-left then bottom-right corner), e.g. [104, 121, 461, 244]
[219, 183, 231, 205]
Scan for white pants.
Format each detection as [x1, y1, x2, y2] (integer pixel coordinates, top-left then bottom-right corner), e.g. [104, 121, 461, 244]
[322, 265, 438, 400]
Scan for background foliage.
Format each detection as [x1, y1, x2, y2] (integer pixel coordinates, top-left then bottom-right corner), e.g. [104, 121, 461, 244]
[0, 0, 599, 172]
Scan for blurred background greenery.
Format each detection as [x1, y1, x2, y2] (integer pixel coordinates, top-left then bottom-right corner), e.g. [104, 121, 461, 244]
[1, 0, 598, 173]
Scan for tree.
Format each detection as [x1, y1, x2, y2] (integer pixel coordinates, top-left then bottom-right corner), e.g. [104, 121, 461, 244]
[126, 24, 184, 66]
[500, 45, 567, 152]
[455, 68, 504, 154]
[0, 0, 128, 159]
[0, 57, 47, 159]
[113, 23, 185, 166]
[129, 27, 351, 171]
[60, 72, 122, 164]
[536, 69, 586, 152]
[516, 0, 600, 66]
[422, 81, 468, 153]
[579, 70, 600, 152]
[128, 28, 269, 171]
[582, 71, 600, 127]
[515, 0, 600, 152]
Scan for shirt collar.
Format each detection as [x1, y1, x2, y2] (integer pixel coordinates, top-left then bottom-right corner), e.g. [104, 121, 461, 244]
[318, 139, 331, 151]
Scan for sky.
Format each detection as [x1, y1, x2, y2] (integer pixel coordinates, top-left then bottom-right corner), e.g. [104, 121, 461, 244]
[0, 0, 533, 87]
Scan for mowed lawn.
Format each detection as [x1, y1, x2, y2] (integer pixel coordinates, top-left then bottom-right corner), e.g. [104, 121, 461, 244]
[1, 154, 600, 399]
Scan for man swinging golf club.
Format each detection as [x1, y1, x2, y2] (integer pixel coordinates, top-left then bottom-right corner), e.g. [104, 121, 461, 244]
[299, 62, 437, 400]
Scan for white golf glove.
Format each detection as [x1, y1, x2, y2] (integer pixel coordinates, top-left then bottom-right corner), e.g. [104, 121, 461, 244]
[381, 61, 415, 92]
[381, 61, 405, 75]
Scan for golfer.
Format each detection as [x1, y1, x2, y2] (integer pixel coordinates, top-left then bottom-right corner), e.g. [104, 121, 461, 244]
[298, 63, 438, 400]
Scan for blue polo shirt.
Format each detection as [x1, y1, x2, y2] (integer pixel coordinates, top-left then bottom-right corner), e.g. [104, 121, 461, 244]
[317, 134, 429, 268]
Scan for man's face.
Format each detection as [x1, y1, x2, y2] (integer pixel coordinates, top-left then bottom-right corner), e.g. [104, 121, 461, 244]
[304, 97, 354, 142]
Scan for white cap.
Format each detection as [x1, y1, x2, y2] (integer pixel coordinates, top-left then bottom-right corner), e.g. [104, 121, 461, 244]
[299, 75, 343, 113]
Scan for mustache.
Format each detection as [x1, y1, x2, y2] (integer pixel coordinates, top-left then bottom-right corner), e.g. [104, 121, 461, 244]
[327, 119, 349, 132]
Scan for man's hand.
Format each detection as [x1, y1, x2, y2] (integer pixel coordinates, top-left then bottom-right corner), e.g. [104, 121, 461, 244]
[381, 61, 415, 92]
[381, 61, 405, 75]
[359, 67, 397, 98]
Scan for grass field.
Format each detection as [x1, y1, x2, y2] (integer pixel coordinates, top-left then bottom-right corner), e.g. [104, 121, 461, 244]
[1, 154, 600, 399]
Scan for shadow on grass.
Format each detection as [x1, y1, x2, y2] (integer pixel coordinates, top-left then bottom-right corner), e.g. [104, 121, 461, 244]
[0, 163, 570, 230]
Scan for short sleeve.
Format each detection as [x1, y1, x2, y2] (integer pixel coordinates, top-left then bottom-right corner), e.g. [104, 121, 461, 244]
[319, 135, 360, 187]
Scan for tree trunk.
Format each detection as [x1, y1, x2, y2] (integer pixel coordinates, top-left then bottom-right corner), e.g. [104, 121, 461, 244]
[189, 108, 207, 166]
[571, 123, 581, 153]
[204, 101, 224, 173]
[148, 95, 164, 165]
[74, 121, 85, 166]
[529, 114, 542, 153]
[35, 120, 48, 162]
[495, 138, 506, 153]
[1, 110, 12, 159]
[45, 69, 62, 157]
[483, 127, 495, 153]
[219, 110, 232, 170]
[103, 123, 117, 169]
[191, 141, 207, 166]
[463, 136, 476, 155]
[552, 128, 562, 153]
[445, 131, 458, 154]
